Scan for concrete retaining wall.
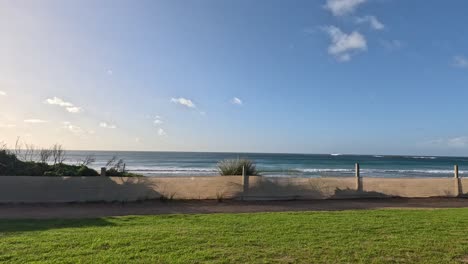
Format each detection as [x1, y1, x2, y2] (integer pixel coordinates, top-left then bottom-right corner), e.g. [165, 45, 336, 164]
[0, 176, 467, 203]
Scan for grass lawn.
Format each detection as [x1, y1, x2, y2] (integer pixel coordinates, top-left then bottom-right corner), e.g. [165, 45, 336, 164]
[1, 209, 468, 263]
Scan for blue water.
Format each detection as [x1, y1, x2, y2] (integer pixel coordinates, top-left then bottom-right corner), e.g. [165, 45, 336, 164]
[63, 151, 468, 178]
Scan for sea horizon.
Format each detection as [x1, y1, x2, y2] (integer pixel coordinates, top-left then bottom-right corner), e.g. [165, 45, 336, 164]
[54, 150, 468, 178]
[54, 149, 468, 159]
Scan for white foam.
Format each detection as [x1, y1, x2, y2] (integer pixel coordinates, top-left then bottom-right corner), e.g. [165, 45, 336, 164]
[299, 168, 353, 173]
[408, 156, 437, 160]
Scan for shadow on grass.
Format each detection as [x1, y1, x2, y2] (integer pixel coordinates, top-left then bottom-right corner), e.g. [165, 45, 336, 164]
[0, 218, 114, 234]
[0, 175, 161, 203]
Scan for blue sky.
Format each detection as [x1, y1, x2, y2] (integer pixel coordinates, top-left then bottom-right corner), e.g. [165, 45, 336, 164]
[1, 0, 468, 155]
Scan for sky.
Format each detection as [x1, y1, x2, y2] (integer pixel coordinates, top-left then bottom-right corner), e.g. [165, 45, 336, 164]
[1, 0, 468, 156]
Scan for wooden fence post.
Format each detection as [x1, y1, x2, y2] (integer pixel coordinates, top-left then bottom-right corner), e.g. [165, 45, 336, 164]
[355, 163, 362, 192]
[454, 165, 461, 197]
[242, 166, 249, 195]
[101, 167, 106, 177]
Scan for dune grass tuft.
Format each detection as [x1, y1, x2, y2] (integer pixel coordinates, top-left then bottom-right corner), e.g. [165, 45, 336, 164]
[217, 158, 259, 176]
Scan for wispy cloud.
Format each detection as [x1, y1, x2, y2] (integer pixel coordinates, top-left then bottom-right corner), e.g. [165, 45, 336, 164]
[63, 122, 95, 136]
[153, 115, 163, 125]
[99, 122, 117, 129]
[45, 97, 73, 107]
[323, 25, 367, 62]
[63, 121, 84, 134]
[453, 55, 468, 69]
[24, 119, 48, 124]
[66, 107, 82, 113]
[448, 137, 468, 148]
[231, 97, 243, 105]
[44, 97, 83, 113]
[107, 69, 113, 75]
[157, 128, 167, 136]
[356, 15, 384, 30]
[0, 91, 6, 96]
[426, 136, 468, 148]
[152, 116, 166, 136]
[0, 123, 16, 128]
[324, 0, 366, 16]
[171, 97, 196, 108]
[380, 39, 403, 51]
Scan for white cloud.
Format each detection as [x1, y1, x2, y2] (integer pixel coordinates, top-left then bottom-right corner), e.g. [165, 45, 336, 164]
[153, 115, 163, 125]
[356, 15, 384, 30]
[453, 56, 468, 69]
[323, 26, 367, 61]
[171, 97, 196, 108]
[231, 97, 243, 105]
[324, 0, 366, 16]
[107, 69, 113, 75]
[0, 124, 16, 128]
[66, 106, 83, 113]
[63, 122, 95, 136]
[0, 91, 6, 96]
[63, 122, 83, 134]
[45, 97, 73, 107]
[44, 97, 83, 113]
[24, 119, 48, 124]
[157, 128, 167, 136]
[135, 137, 141, 143]
[99, 122, 117, 129]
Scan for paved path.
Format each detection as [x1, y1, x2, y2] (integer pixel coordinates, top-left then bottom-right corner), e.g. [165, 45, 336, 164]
[1, 198, 468, 219]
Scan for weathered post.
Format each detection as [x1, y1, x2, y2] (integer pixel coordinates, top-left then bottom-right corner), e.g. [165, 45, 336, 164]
[101, 167, 106, 177]
[242, 165, 249, 195]
[355, 163, 362, 192]
[454, 165, 461, 197]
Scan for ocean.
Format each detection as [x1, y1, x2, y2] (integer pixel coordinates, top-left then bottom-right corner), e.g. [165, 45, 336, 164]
[63, 151, 468, 178]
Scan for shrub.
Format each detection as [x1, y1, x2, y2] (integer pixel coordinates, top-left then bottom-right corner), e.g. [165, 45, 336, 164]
[217, 159, 259, 176]
[0, 148, 99, 176]
[77, 166, 100, 176]
[104, 156, 142, 177]
[43, 164, 99, 177]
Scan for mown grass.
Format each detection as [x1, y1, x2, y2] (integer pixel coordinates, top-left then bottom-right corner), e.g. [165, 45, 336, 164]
[1, 209, 468, 263]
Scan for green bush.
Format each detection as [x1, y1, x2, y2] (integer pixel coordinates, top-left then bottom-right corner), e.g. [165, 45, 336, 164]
[105, 168, 141, 177]
[217, 159, 259, 176]
[0, 150, 99, 176]
[77, 166, 99, 176]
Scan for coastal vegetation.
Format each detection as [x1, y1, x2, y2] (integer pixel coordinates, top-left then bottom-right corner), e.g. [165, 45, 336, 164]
[0, 139, 139, 177]
[1, 209, 468, 263]
[217, 158, 259, 176]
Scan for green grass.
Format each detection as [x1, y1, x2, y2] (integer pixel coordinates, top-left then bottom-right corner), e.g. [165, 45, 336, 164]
[2, 209, 468, 263]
